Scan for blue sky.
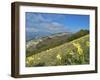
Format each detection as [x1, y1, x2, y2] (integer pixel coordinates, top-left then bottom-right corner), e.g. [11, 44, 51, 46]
[26, 12, 89, 34]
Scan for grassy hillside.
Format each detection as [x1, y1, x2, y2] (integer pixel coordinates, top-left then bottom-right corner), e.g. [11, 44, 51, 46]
[26, 35, 89, 67]
[26, 32, 72, 57]
[26, 30, 89, 57]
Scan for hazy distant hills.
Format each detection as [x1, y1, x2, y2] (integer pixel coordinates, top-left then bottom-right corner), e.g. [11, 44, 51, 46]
[26, 31, 53, 41]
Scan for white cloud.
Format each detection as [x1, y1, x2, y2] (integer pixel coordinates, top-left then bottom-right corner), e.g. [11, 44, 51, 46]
[42, 22, 68, 32]
[26, 13, 68, 33]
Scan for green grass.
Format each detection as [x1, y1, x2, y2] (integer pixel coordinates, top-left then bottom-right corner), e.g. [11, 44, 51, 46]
[26, 35, 89, 67]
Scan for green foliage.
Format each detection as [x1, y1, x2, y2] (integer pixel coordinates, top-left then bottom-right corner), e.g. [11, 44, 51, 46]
[67, 29, 89, 41]
[26, 35, 89, 67]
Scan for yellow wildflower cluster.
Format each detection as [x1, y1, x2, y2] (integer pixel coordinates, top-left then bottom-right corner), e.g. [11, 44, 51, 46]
[56, 54, 62, 60]
[73, 42, 83, 55]
[27, 57, 34, 64]
[38, 57, 40, 60]
[69, 50, 74, 55]
[46, 48, 52, 52]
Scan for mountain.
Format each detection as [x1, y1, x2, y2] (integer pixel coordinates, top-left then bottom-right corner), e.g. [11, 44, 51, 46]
[26, 31, 53, 41]
[26, 32, 72, 57]
[26, 29, 89, 57]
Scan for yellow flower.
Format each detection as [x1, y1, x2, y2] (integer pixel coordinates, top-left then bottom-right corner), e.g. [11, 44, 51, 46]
[69, 50, 74, 55]
[50, 48, 52, 50]
[26, 60, 29, 64]
[73, 42, 83, 55]
[56, 54, 62, 60]
[38, 57, 40, 60]
[27, 57, 34, 62]
[46, 49, 49, 52]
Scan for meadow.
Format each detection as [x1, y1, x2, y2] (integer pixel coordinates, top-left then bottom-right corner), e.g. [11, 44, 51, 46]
[26, 35, 89, 67]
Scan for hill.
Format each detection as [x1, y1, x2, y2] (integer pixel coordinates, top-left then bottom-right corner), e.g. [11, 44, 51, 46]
[26, 32, 72, 57]
[26, 29, 89, 57]
[26, 35, 89, 67]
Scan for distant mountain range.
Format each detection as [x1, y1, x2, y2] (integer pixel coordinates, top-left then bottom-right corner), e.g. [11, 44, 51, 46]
[26, 31, 71, 41]
[26, 31, 51, 41]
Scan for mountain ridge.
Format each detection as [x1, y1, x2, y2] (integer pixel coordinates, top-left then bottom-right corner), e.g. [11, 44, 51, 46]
[26, 29, 89, 57]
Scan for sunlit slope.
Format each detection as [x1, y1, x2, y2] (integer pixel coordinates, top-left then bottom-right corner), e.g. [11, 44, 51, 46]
[26, 35, 89, 67]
